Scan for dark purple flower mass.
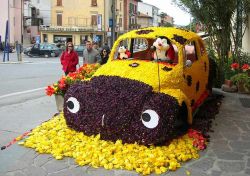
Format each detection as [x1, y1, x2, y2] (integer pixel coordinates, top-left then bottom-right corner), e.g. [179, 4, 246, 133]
[64, 76, 180, 145]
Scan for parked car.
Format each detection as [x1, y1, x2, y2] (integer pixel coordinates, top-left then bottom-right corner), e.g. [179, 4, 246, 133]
[64, 27, 215, 145]
[23, 46, 32, 55]
[74, 44, 85, 57]
[25, 43, 62, 57]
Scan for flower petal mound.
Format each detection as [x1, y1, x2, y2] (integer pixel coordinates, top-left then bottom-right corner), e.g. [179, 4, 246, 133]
[20, 113, 204, 175]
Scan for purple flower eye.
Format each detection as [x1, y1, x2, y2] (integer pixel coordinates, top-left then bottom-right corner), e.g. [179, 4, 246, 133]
[141, 109, 159, 129]
[66, 97, 80, 113]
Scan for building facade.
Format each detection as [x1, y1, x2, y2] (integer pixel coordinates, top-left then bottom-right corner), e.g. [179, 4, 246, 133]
[123, 0, 140, 31]
[23, 0, 51, 45]
[0, 0, 23, 45]
[40, 0, 106, 46]
[138, 2, 159, 27]
[137, 12, 152, 28]
[104, 0, 125, 45]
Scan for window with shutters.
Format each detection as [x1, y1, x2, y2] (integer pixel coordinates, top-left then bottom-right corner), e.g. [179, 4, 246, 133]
[91, 0, 97, 6]
[57, 14, 62, 26]
[57, 0, 62, 6]
[119, 18, 122, 27]
[91, 15, 97, 26]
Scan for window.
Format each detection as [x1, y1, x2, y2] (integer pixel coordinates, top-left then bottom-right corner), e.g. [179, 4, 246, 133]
[57, 14, 62, 26]
[198, 39, 206, 56]
[34, 44, 39, 49]
[120, 2, 122, 10]
[134, 5, 137, 14]
[129, 3, 133, 13]
[91, 15, 97, 26]
[119, 18, 122, 27]
[91, 0, 97, 6]
[80, 35, 88, 44]
[68, 17, 75, 26]
[43, 34, 48, 42]
[185, 41, 198, 62]
[57, 0, 62, 6]
[133, 38, 148, 54]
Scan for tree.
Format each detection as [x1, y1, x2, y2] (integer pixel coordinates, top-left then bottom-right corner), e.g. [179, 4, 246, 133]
[164, 22, 174, 27]
[232, 0, 250, 58]
[173, 0, 250, 86]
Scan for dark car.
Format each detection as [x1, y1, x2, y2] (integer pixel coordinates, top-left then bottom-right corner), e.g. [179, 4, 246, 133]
[23, 46, 32, 55]
[26, 43, 62, 57]
[74, 45, 85, 57]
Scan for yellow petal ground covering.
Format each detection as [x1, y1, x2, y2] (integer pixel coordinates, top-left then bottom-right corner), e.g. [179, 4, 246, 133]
[19, 113, 200, 175]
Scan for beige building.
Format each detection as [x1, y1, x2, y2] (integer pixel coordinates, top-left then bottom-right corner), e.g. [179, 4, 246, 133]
[40, 0, 106, 46]
[137, 12, 152, 28]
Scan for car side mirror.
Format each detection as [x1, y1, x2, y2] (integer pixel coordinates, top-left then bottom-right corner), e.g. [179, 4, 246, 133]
[185, 60, 192, 67]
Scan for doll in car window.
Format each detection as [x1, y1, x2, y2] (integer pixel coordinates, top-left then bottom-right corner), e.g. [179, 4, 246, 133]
[152, 37, 175, 63]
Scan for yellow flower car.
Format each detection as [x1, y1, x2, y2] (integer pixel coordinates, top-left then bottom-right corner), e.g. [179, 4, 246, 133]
[63, 27, 214, 145]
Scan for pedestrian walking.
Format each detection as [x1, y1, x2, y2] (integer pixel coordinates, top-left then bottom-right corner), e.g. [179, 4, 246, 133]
[60, 42, 79, 75]
[100, 48, 110, 65]
[83, 41, 101, 64]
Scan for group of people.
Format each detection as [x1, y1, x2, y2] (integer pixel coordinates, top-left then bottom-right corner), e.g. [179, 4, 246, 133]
[60, 41, 110, 75]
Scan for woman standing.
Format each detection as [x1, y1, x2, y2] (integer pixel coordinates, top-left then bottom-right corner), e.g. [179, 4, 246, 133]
[100, 49, 109, 65]
[60, 42, 79, 75]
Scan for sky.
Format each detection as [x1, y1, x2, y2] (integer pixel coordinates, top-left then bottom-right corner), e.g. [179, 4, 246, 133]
[142, 0, 192, 26]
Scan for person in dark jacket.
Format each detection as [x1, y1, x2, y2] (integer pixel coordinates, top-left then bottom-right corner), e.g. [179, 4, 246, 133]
[60, 42, 79, 75]
[102, 42, 110, 53]
[100, 48, 110, 65]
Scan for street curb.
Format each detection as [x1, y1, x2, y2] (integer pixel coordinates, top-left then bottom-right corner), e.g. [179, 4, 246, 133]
[0, 61, 32, 64]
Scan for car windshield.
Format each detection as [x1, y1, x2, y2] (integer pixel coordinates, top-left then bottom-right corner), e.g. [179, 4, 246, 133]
[113, 37, 179, 65]
[40, 44, 58, 50]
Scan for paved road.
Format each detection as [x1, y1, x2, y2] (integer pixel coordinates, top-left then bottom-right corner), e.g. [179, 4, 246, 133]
[0, 53, 250, 176]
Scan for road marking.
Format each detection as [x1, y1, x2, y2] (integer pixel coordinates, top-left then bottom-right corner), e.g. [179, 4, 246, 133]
[0, 87, 46, 99]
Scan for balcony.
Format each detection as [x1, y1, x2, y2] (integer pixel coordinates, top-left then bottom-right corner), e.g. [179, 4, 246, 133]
[39, 25, 104, 32]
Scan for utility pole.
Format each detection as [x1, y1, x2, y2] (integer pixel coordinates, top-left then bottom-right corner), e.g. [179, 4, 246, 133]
[111, 0, 116, 47]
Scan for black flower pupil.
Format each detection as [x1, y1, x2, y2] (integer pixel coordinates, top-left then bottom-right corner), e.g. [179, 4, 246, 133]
[67, 101, 74, 109]
[142, 113, 151, 122]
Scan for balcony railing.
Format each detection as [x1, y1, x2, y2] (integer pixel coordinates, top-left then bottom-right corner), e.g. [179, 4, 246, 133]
[39, 25, 104, 32]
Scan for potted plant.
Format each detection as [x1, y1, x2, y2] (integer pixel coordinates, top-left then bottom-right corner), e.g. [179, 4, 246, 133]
[230, 63, 250, 94]
[45, 63, 101, 111]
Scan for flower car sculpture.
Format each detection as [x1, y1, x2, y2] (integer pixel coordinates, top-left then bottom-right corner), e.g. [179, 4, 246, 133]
[64, 27, 214, 146]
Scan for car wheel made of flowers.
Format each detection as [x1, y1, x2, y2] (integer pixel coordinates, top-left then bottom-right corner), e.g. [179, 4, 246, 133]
[64, 27, 214, 146]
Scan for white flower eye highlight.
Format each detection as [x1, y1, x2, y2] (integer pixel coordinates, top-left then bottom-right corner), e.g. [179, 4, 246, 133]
[66, 97, 80, 113]
[141, 109, 159, 129]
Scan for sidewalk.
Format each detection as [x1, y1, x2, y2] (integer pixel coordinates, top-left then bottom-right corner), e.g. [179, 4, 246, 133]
[0, 52, 31, 64]
[0, 89, 249, 176]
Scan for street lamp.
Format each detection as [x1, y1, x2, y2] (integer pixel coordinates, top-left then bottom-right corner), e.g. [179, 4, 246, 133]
[111, 0, 116, 47]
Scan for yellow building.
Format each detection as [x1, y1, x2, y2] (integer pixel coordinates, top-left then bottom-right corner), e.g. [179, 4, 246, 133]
[40, 0, 106, 46]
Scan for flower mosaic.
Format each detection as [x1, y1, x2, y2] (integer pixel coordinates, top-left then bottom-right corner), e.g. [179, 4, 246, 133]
[20, 27, 221, 175]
